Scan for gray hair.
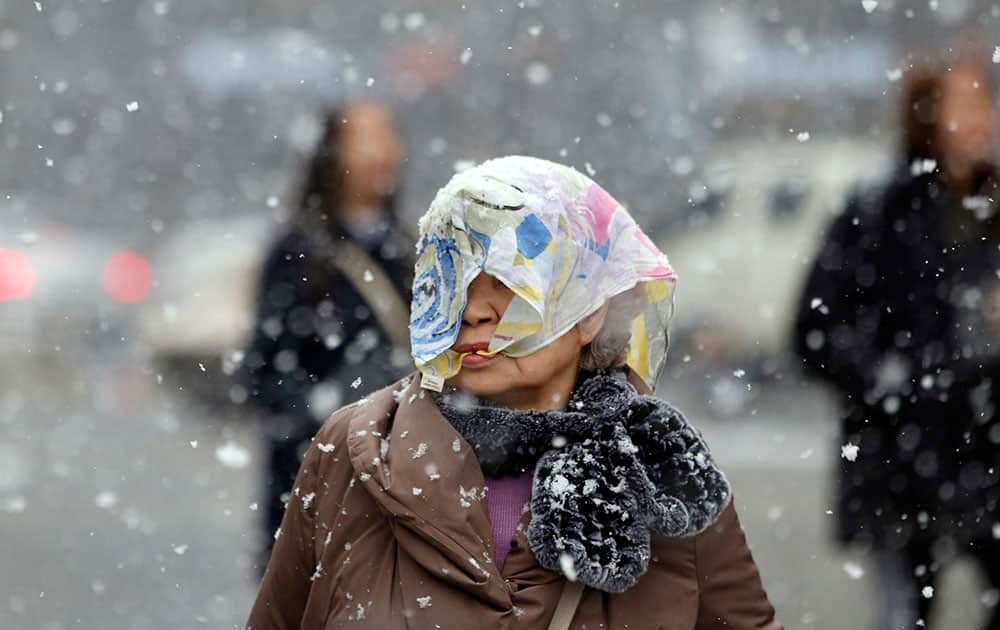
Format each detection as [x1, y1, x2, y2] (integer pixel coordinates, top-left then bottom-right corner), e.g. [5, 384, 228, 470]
[579, 289, 645, 372]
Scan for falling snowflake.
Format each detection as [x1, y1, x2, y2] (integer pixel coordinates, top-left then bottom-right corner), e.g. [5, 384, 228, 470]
[524, 62, 551, 86]
[886, 67, 903, 81]
[841, 442, 859, 462]
[922, 586, 934, 599]
[403, 11, 426, 31]
[994, 46, 1000, 64]
[861, 0, 878, 13]
[95, 491, 118, 509]
[125, 101, 139, 112]
[911, 158, 937, 176]
[460, 48, 473, 65]
[416, 595, 432, 609]
[843, 561, 865, 579]
[351, 377, 362, 389]
[317, 442, 335, 453]
[214, 441, 250, 469]
[796, 131, 811, 143]
[173, 544, 188, 555]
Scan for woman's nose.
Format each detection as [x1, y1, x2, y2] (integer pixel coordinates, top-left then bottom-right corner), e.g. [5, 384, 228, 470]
[462, 274, 500, 327]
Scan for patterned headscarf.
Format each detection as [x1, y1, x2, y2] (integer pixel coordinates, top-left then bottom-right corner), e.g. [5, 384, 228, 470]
[410, 156, 676, 391]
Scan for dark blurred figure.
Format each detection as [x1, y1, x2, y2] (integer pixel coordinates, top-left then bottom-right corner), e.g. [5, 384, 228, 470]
[795, 55, 1000, 629]
[243, 102, 414, 566]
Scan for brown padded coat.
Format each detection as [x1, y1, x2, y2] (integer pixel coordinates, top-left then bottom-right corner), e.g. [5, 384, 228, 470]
[247, 374, 783, 629]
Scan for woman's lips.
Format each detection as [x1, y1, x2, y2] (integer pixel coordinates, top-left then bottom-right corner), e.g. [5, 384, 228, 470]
[461, 353, 496, 367]
[454, 342, 496, 367]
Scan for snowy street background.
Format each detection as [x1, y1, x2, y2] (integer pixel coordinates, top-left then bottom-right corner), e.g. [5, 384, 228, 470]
[4, 0, 1000, 628]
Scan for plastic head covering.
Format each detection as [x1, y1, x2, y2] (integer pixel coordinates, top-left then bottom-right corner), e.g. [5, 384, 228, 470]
[410, 156, 676, 391]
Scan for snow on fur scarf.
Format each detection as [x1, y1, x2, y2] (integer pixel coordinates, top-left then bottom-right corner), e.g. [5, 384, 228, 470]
[433, 369, 731, 593]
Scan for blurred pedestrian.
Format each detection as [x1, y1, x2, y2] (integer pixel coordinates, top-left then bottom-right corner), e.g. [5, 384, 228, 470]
[242, 102, 414, 568]
[794, 55, 1000, 629]
[248, 156, 782, 629]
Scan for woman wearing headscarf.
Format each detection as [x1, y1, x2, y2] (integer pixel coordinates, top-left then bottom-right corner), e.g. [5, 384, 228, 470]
[243, 102, 414, 566]
[794, 56, 1000, 629]
[248, 156, 782, 629]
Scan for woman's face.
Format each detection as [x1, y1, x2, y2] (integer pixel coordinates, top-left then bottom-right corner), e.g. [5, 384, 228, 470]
[336, 102, 402, 201]
[447, 273, 598, 410]
[936, 65, 995, 180]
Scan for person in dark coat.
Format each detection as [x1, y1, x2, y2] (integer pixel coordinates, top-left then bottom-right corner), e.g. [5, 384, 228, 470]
[794, 57, 1000, 629]
[242, 102, 414, 566]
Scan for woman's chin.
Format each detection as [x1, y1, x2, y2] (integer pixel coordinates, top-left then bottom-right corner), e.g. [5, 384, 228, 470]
[449, 368, 512, 397]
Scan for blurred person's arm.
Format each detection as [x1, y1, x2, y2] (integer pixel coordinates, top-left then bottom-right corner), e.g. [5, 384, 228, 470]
[793, 192, 888, 397]
[693, 499, 783, 630]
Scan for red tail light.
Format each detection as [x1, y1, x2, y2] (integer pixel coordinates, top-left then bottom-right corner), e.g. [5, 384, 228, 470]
[0, 248, 36, 301]
[103, 251, 153, 304]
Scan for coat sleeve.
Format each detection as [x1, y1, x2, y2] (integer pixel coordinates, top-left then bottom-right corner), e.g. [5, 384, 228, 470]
[792, 193, 887, 397]
[694, 500, 783, 630]
[246, 438, 324, 629]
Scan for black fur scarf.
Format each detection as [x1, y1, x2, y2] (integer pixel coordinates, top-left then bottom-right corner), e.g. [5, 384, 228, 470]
[433, 369, 731, 593]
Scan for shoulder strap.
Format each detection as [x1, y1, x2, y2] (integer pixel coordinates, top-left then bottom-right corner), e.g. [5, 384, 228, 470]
[329, 239, 412, 352]
[548, 580, 585, 630]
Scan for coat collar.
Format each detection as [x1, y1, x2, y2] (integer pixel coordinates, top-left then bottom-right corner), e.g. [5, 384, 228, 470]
[344, 370, 654, 606]
[346, 374, 521, 608]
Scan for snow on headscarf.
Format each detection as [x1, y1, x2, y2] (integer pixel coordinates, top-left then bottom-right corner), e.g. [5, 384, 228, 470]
[410, 156, 676, 391]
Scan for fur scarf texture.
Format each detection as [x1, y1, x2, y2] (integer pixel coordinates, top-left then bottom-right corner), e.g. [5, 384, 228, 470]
[433, 370, 731, 592]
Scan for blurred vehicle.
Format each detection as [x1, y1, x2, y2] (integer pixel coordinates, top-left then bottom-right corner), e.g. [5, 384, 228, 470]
[658, 137, 891, 413]
[135, 215, 274, 403]
[179, 28, 355, 103]
[0, 193, 128, 356]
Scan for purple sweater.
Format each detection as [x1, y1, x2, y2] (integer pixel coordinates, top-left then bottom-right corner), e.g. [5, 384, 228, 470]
[484, 473, 534, 570]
